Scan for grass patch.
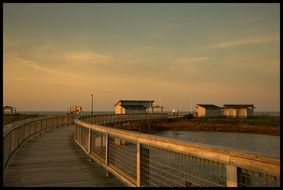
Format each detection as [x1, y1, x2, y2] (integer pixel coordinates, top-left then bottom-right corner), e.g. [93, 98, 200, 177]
[158, 116, 280, 136]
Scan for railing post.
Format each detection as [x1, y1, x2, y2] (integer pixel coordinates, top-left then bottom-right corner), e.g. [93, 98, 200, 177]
[105, 134, 110, 177]
[75, 123, 77, 140]
[226, 165, 238, 187]
[137, 142, 141, 187]
[88, 128, 92, 153]
[65, 116, 67, 127]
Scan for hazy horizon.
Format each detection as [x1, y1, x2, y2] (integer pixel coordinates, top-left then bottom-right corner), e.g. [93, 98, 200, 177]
[4, 3, 280, 112]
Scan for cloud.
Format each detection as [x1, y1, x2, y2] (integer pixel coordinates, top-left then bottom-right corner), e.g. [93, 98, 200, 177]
[62, 52, 113, 64]
[12, 56, 81, 80]
[176, 57, 211, 65]
[203, 37, 278, 49]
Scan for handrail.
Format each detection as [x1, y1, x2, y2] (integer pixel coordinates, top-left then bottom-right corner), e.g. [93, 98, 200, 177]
[79, 113, 168, 125]
[3, 115, 75, 172]
[74, 114, 280, 187]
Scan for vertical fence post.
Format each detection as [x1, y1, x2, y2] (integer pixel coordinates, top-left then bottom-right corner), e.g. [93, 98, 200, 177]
[105, 134, 110, 177]
[64, 116, 66, 127]
[75, 123, 77, 140]
[137, 142, 141, 187]
[88, 128, 92, 153]
[226, 165, 238, 187]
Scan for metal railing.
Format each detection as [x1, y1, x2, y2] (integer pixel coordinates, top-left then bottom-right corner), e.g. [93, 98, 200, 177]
[74, 114, 280, 187]
[79, 113, 168, 125]
[3, 115, 75, 172]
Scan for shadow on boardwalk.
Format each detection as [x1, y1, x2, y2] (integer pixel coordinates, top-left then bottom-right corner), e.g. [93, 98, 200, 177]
[3, 125, 125, 187]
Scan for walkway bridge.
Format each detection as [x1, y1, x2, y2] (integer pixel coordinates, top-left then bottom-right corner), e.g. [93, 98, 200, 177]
[3, 114, 280, 187]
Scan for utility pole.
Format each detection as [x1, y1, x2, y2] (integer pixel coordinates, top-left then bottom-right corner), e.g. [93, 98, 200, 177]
[91, 93, 93, 116]
[190, 96, 193, 114]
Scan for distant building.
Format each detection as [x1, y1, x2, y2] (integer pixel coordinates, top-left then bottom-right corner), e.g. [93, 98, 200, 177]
[3, 106, 16, 115]
[223, 104, 255, 118]
[114, 100, 154, 114]
[195, 104, 222, 117]
[151, 105, 164, 113]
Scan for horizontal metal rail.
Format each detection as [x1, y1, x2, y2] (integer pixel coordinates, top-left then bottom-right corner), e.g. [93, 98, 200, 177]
[74, 114, 280, 187]
[79, 113, 168, 125]
[3, 115, 75, 172]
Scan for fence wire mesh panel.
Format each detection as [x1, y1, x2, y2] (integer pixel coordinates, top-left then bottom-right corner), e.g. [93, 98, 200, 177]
[75, 125, 79, 141]
[3, 135, 11, 167]
[90, 130, 106, 162]
[25, 124, 29, 135]
[11, 130, 18, 152]
[238, 168, 280, 187]
[109, 136, 137, 183]
[77, 125, 82, 144]
[4, 116, 73, 170]
[80, 127, 89, 150]
[140, 144, 226, 187]
[73, 116, 280, 187]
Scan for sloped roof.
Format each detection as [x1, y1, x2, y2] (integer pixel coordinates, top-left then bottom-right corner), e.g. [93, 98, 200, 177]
[223, 104, 255, 109]
[114, 100, 154, 106]
[3, 106, 15, 109]
[196, 104, 221, 109]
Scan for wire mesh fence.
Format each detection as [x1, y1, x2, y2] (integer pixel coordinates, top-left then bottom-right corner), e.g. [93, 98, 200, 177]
[3, 116, 75, 170]
[74, 115, 280, 187]
[80, 127, 88, 150]
[238, 168, 280, 187]
[109, 136, 137, 183]
[140, 144, 226, 187]
[90, 130, 106, 162]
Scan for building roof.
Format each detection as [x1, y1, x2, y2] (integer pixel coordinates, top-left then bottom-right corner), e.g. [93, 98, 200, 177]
[196, 104, 221, 109]
[3, 106, 16, 110]
[114, 100, 154, 106]
[223, 104, 255, 109]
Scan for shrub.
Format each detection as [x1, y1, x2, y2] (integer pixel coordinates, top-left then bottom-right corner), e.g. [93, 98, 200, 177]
[183, 113, 194, 119]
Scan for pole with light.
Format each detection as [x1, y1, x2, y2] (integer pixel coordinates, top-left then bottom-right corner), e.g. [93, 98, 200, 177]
[91, 93, 93, 116]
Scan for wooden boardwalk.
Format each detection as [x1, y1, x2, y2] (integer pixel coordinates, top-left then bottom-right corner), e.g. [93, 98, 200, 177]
[3, 125, 124, 187]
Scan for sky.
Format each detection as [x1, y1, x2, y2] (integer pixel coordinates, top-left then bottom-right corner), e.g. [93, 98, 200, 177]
[3, 3, 280, 112]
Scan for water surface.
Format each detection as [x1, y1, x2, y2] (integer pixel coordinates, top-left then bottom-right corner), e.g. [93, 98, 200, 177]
[149, 130, 280, 159]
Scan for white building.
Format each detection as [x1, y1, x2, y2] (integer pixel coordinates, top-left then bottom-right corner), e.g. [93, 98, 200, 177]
[114, 100, 154, 114]
[223, 104, 255, 118]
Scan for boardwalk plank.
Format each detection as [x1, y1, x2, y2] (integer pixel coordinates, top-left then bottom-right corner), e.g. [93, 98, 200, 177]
[3, 125, 125, 187]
